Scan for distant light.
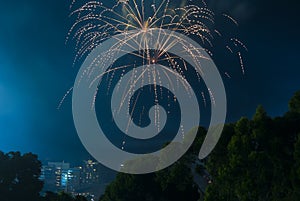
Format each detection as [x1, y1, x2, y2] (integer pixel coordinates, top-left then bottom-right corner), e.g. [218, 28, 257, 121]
[118, 0, 129, 3]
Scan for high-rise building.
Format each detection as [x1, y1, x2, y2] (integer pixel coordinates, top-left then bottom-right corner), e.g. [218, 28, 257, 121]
[41, 159, 106, 200]
[41, 161, 70, 192]
[63, 167, 82, 193]
[81, 160, 100, 186]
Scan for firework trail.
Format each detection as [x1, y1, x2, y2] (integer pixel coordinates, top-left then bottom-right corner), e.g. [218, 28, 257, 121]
[66, 0, 246, 166]
[67, 0, 214, 121]
[66, 0, 246, 78]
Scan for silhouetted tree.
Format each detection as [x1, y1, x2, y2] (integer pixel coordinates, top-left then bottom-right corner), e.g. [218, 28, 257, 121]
[289, 133, 300, 200]
[74, 195, 88, 201]
[99, 173, 159, 201]
[42, 191, 88, 201]
[0, 151, 43, 201]
[155, 159, 199, 201]
[43, 191, 59, 201]
[99, 156, 199, 201]
[289, 91, 300, 113]
[97, 90, 300, 201]
[204, 92, 300, 201]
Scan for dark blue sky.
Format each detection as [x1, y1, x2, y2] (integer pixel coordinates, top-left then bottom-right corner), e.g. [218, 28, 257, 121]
[0, 0, 299, 163]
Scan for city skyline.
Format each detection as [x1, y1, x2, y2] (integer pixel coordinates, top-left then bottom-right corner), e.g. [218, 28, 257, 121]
[0, 0, 299, 164]
[41, 159, 115, 200]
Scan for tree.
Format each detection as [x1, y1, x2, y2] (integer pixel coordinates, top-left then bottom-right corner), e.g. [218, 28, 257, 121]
[42, 191, 88, 201]
[205, 111, 273, 201]
[74, 195, 88, 201]
[99, 173, 159, 201]
[252, 105, 272, 151]
[99, 155, 199, 201]
[289, 91, 300, 113]
[204, 92, 300, 201]
[289, 133, 300, 200]
[43, 191, 59, 201]
[155, 159, 199, 201]
[98, 90, 300, 201]
[0, 151, 43, 201]
[55, 192, 74, 201]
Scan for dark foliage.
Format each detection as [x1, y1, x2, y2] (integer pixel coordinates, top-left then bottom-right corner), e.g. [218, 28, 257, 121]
[99, 90, 300, 201]
[204, 91, 300, 201]
[42, 191, 88, 201]
[0, 151, 43, 201]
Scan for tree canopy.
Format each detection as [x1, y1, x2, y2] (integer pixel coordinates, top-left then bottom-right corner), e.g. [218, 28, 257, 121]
[42, 191, 88, 201]
[0, 151, 43, 201]
[289, 90, 300, 113]
[204, 101, 300, 201]
[99, 156, 199, 201]
[99, 90, 300, 201]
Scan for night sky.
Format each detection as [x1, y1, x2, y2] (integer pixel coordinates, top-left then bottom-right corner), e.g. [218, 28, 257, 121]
[0, 0, 299, 164]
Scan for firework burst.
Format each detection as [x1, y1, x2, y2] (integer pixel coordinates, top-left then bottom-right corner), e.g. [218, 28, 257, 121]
[66, 0, 246, 154]
[68, 0, 217, 62]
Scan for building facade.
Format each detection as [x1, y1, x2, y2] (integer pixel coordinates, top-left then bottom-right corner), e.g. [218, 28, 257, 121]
[41, 160, 102, 198]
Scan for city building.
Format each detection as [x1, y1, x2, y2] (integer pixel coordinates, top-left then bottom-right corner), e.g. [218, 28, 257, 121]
[41, 161, 71, 192]
[81, 160, 100, 186]
[41, 159, 107, 199]
[61, 167, 81, 193]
